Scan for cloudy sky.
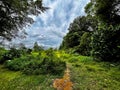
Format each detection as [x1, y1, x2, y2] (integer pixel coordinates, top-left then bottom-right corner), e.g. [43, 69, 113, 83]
[11, 0, 90, 48]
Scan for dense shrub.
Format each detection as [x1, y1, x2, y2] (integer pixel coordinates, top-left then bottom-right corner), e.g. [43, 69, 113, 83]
[5, 51, 66, 75]
[23, 55, 66, 75]
[0, 47, 7, 64]
[5, 55, 34, 71]
[0, 48, 22, 63]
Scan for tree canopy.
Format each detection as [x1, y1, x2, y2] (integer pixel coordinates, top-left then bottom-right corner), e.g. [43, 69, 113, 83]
[60, 16, 97, 55]
[85, 0, 120, 61]
[85, 0, 120, 25]
[0, 0, 48, 40]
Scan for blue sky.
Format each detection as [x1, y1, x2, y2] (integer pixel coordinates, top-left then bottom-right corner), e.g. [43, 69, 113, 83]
[9, 0, 90, 48]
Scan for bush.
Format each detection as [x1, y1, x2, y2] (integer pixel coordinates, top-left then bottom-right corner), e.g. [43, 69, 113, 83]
[0, 48, 22, 63]
[0, 47, 7, 64]
[23, 56, 66, 75]
[5, 51, 66, 75]
[5, 55, 34, 71]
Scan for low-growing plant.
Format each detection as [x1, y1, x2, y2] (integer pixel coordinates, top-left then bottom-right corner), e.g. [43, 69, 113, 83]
[5, 50, 66, 75]
[5, 56, 34, 71]
[23, 56, 66, 75]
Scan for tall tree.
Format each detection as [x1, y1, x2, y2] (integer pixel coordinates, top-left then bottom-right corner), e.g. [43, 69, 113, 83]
[85, 0, 120, 62]
[85, 0, 120, 25]
[60, 16, 97, 55]
[0, 0, 48, 40]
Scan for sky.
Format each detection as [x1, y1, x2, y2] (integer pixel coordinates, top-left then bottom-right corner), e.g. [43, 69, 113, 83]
[8, 0, 90, 48]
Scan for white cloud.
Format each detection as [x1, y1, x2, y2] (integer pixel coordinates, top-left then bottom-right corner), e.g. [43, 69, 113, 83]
[8, 0, 90, 48]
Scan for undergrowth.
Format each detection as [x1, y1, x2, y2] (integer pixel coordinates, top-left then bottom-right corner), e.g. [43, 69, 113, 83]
[4, 50, 66, 75]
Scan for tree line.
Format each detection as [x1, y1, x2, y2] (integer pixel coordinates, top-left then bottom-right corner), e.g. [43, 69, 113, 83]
[60, 0, 120, 62]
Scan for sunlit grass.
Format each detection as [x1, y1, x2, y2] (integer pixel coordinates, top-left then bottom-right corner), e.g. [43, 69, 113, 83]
[67, 55, 120, 90]
[0, 65, 62, 90]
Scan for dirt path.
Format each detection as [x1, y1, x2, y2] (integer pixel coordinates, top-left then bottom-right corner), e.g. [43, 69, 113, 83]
[53, 65, 73, 90]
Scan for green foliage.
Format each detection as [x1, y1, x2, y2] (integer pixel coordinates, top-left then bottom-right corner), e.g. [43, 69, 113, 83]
[5, 55, 34, 71]
[68, 56, 79, 63]
[95, 0, 120, 25]
[84, 0, 120, 62]
[0, 52, 120, 90]
[69, 55, 120, 90]
[0, 65, 58, 90]
[61, 0, 120, 62]
[5, 50, 66, 75]
[0, 0, 48, 40]
[23, 56, 66, 75]
[60, 16, 86, 49]
[33, 42, 44, 52]
[68, 55, 93, 65]
[79, 33, 91, 55]
[0, 48, 21, 64]
[85, 0, 120, 25]
[0, 47, 7, 63]
[92, 24, 120, 62]
[85, 2, 94, 16]
[75, 32, 92, 56]
[18, 43, 32, 54]
[60, 16, 97, 56]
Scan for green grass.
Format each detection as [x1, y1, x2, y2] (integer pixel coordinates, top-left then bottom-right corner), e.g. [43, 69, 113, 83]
[67, 55, 120, 90]
[0, 51, 120, 90]
[0, 65, 61, 90]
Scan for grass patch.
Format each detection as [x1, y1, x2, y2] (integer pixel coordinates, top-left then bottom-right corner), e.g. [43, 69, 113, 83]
[68, 55, 120, 90]
[0, 65, 61, 90]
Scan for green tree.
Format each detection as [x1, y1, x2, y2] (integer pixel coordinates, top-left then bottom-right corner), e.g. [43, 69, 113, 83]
[33, 42, 43, 51]
[60, 16, 97, 55]
[85, 0, 120, 62]
[0, 0, 48, 40]
[92, 24, 120, 62]
[75, 32, 92, 56]
[85, 0, 120, 25]
[18, 43, 27, 54]
[19, 43, 26, 50]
